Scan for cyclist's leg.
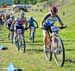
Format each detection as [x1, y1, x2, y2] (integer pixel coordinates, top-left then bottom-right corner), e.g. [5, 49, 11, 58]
[14, 31, 17, 38]
[8, 29, 10, 40]
[7, 24, 11, 40]
[14, 24, 17, 41]
[43, 29, 49, 52]
[22, 26, 25, 40]
[43, 30, 48, 47]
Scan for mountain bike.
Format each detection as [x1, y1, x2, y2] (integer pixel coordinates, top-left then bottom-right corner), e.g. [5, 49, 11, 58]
[7, 25, 14, 44]
[44, 26, 66, 67]
[15, 26, 26, 53]
[29, 26, 37, 43]
[10, 29, 14, 44]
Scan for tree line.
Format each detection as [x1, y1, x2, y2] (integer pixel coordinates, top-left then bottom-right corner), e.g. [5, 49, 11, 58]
[12, 0, 48, 4]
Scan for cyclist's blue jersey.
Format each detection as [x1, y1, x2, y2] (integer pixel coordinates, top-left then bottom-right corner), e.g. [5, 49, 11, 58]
[15, 17, 27, 26]
[27, 18, 35, 27]
[44, 13, 62, 27]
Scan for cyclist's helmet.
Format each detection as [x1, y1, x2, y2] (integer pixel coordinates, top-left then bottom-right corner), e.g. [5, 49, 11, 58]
[19, 11, 25, 17]
[10, 15, 14, 20]
[50, 6, 58, 14]
[29, 16, 33, 19]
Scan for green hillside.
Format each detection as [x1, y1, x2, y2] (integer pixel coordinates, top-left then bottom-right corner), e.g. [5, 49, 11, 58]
[0, 0, 75, 71]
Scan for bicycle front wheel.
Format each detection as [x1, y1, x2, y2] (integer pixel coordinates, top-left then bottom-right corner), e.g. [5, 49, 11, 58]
[32, 31, 35, 43]
[20, 39, 26, 53]
[45, 51, 52, 61]
[53, 37, 65, 67]
[15, 37, 19, 51]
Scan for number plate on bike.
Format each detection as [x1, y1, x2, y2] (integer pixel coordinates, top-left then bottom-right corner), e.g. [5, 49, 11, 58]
[31, 27, 35, 31]
[17, 29, 22, 34]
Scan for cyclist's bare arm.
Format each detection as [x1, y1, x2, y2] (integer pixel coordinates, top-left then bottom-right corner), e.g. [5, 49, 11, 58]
[11, 20, 16, 27]
[40, 13, 51, 27]
[24, 21, 28, 29]
[34, 20, 38, 28]
[56, 15, 65, 27]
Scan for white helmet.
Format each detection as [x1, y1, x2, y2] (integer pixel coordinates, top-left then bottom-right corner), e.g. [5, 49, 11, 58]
[19, 11, 25, 17]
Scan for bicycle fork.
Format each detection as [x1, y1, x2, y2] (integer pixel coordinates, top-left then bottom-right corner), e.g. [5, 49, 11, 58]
[31, 27, 35, 38]
[51, 33, 58, 52]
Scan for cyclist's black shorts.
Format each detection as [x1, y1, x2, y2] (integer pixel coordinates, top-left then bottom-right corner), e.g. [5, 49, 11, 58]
[7, 23, 11, 30]
[28, 24, 34, 28]
[16, 26, 24, 33]
[42, 25, 52, 33]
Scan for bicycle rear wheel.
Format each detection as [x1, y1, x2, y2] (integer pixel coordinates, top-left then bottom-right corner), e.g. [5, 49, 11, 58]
[53, 37, 65, 67]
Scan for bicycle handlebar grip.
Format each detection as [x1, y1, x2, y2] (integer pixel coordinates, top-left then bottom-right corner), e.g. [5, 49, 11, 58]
[63, 24, 67, 28]
[59, 25, 67, 29]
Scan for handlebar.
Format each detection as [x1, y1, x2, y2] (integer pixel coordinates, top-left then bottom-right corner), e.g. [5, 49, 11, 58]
[58, 25, 67, 29]
[41, 25, 67, 30]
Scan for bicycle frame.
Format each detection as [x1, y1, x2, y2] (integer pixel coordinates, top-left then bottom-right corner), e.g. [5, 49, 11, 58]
[52, 32, 58, 49]
[15, 28, 26, 53]
[30, 26, 35, 38]
[45, 26, 65, 66]
[30, 26, 36, 43]
[47, 26, 59, 48]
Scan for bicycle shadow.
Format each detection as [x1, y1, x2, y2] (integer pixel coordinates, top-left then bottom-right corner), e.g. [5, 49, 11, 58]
[65, 59, 75, 64]
[0, 40, 12, 43]
[65, 48, 75, 51]
[27, 49, 43, 53]
[63, 39, 75, 42]
[34, 40, 43, 43]
[26, 40, 43, 43]
[26, 40, 43, 46]
[27, 43, 43, 46]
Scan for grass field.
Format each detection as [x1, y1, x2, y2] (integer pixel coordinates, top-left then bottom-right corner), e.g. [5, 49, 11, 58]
[0, 1, 75, 71]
